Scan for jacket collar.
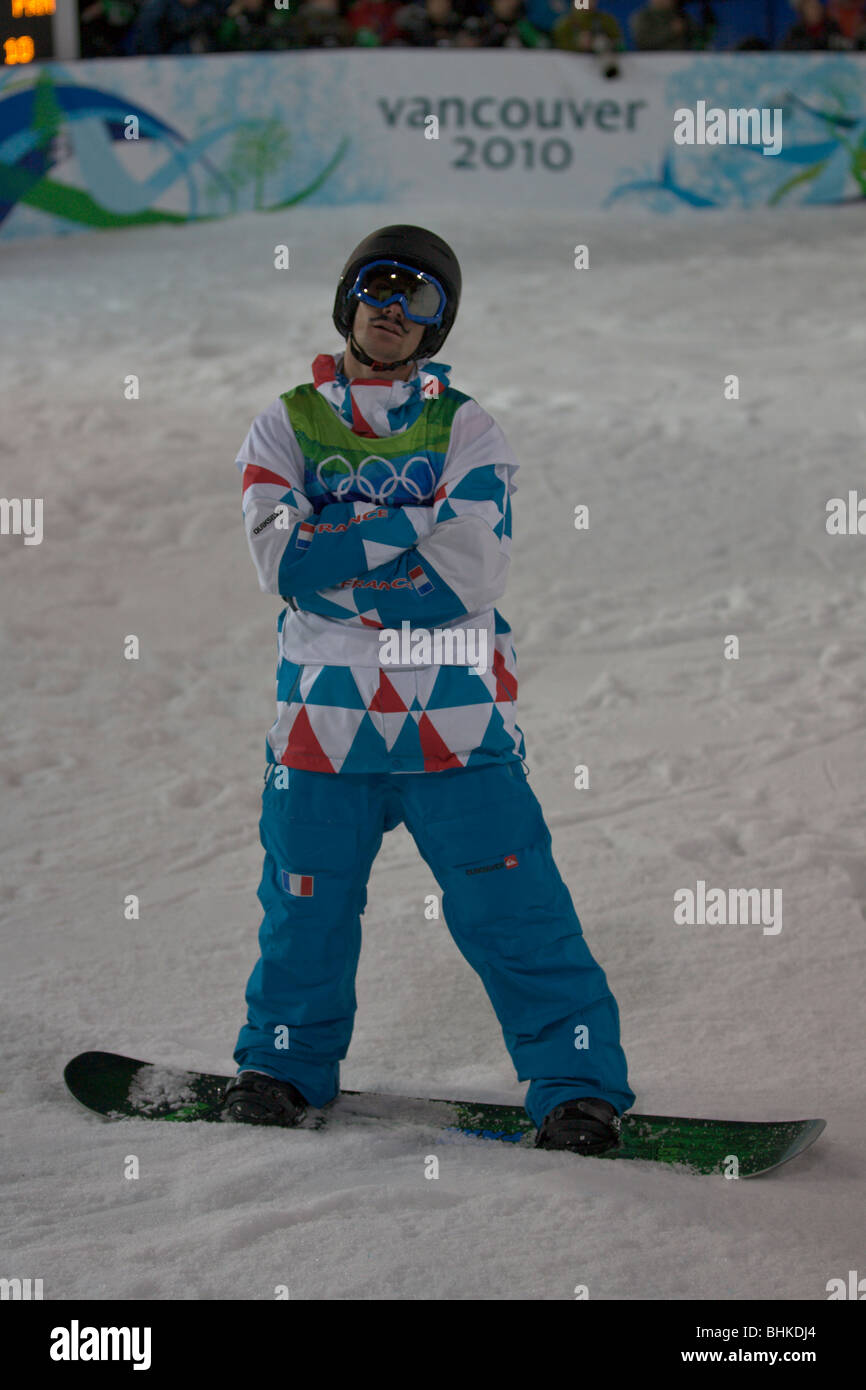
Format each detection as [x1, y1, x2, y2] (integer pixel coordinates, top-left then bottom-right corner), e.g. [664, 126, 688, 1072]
[311, 351, 451, 438]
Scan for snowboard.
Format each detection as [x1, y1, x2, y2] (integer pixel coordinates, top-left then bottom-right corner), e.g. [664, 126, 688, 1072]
[63, 1051, 826, 1179]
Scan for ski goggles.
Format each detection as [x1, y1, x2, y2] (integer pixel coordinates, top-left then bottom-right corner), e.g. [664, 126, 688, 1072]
[348, 259, 447, 325]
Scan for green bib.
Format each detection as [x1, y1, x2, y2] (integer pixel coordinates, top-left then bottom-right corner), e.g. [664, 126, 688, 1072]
[281, 382, 469, 510]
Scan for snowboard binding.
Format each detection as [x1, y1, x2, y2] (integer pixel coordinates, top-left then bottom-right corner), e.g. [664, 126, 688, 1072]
[535, 1098, 622, 1156]
[222, 1072, 308, 1126]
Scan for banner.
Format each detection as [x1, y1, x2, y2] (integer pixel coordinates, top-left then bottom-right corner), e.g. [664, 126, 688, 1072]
[2, 51, 865, 240]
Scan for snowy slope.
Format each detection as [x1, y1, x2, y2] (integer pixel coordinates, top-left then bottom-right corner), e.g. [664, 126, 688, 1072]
[1, 201, 864, 1300]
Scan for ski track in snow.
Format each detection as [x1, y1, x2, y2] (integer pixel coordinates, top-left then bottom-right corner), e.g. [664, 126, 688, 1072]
[1, 202, 864, 1300]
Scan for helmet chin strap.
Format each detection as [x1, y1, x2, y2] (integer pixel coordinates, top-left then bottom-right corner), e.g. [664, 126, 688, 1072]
[347, 329, 419, 373]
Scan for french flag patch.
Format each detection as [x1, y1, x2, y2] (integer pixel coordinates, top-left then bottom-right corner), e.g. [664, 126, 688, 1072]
[408, 563, 434, 596]
[296, 521, 315, 550]
[281, 869, 314, 896]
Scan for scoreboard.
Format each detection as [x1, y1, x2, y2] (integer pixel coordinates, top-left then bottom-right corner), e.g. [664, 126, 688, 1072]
[2, 0, 56, 65]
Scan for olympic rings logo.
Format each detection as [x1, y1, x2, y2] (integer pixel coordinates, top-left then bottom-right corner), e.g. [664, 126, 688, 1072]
[316, 453, 437, 503]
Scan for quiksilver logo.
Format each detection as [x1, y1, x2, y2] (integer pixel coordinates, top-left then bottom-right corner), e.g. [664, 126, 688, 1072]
[466, 854, 518, 876]
[252, 509, 282, 535]
[49, 1321, 152, 1370]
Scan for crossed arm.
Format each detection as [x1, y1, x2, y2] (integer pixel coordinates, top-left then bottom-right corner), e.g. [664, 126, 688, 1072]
[239, 400, 518, 627]
[289, 503, 512, 627]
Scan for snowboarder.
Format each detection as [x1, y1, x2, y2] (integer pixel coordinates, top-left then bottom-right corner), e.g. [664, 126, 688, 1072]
[224, 225, 636, 1154]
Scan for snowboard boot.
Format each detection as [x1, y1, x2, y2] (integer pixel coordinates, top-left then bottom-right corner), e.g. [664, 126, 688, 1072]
[222, 1071, 308, 1126]
[535, 1097, 621, 1155]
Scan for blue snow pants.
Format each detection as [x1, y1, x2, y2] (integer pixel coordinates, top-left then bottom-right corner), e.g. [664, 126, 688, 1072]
[233, 760, 636, 1129]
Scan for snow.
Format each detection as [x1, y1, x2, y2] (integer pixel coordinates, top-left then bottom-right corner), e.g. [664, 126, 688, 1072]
[2, 200, 864, 1301]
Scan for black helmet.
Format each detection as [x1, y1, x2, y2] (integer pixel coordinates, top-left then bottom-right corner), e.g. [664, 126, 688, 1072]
[332, 224, 462, 363]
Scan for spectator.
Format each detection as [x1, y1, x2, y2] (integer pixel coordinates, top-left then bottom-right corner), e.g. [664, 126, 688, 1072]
[781, 0, 845, 48]
[523, 0, 570, 36]
[395, 0, 463, 46]
[689, 0, 717, 48]
[455, 11, 486, 42]
[552, 0, 622, 53]
[392, 0, 422, 40]
[131, 0, 227, 52]
[80, 0, 140, 56]
[280, 0, 353, 46]
[630, 0, 696, 50]
[480, 0, 550, 47]
[826, 0, 866, 40]
[215, 0, 292, 51]
[345, 0, 402, 45]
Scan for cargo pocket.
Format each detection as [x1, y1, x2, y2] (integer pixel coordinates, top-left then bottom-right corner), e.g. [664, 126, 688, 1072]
[420, 795, 558, 938]
[262, 818, 359, 918]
